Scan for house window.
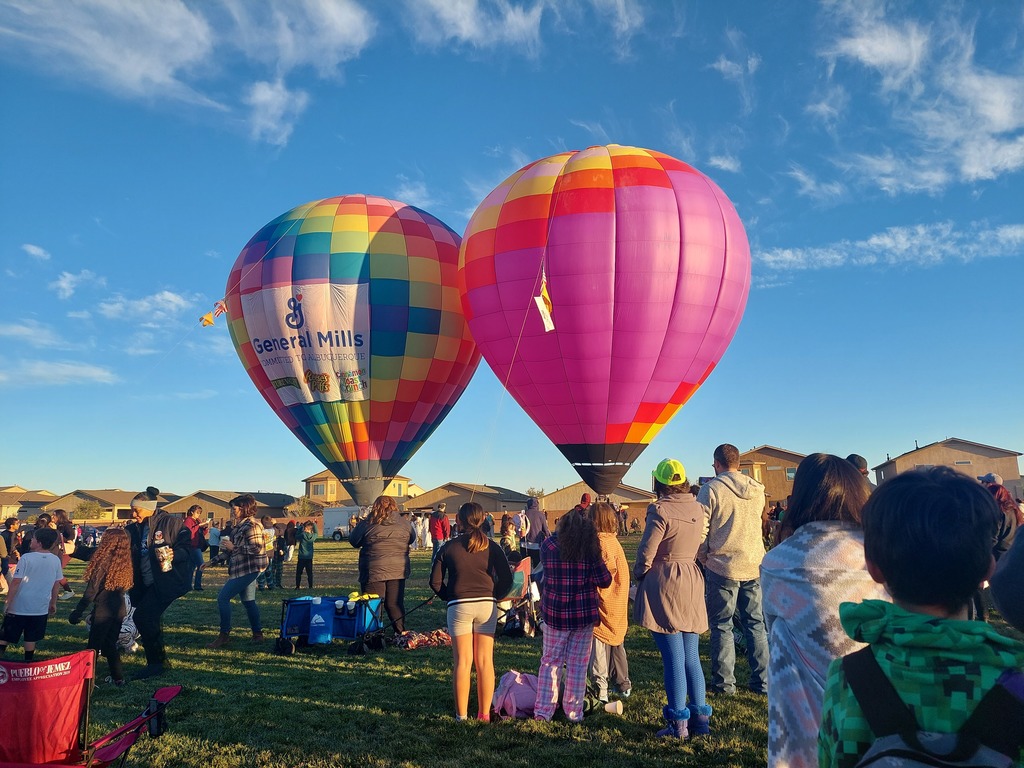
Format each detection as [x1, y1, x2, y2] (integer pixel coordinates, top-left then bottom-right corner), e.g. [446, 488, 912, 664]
[739, 468, 750, 476]
[397, 484, 404, 496]
[954, 460, 972, 465]
[312, 483, 326, 497]
[328, 482, 336, 497]
[767, 466, 783, 471]
[785, 467, 796, 482]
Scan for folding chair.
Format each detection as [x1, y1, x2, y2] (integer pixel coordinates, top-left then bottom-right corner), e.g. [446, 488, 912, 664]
[0, 650, 181, 767]
[497, 557, 540, 638]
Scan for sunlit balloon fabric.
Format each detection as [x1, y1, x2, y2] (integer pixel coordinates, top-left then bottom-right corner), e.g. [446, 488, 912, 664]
[225, 195, 480, 505]
[459, 145, 750, 493]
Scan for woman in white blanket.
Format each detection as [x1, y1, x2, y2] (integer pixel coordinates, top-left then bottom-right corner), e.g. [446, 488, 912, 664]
[760, 453, 887, 768]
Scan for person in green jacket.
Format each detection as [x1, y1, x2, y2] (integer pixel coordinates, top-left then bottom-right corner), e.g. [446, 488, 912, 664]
[818, 467, 1024, 768]
[294, 521, 317, 589]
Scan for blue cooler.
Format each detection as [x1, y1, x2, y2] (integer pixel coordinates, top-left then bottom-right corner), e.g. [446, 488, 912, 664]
[308, 599, 335, 644]
[333, 597, 383, 639]
[280, 596, 316, 641]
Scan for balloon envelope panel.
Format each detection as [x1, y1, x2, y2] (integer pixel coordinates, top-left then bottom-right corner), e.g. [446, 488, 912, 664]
[226, 195, 480, 503]
[459, 145, 750, 492]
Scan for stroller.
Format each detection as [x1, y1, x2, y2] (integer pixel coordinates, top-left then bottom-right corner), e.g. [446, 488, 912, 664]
[497, 557, 541, 638]
[0, 649, 181, 767]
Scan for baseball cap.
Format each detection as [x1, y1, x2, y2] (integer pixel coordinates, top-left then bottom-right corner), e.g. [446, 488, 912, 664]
[977, 473, 1004, 486]
[653, 458, 687, 486]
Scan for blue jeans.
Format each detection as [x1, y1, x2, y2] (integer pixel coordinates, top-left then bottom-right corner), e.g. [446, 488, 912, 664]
[217, 572, 261, 635]
[191, 548, 205, 589]
[705, 568, 769, 694]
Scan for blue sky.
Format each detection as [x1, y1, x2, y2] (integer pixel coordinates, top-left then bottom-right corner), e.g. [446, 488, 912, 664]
[1, 0, 1021, 500]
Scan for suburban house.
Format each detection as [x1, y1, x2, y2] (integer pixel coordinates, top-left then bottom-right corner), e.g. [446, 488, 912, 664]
[737, 445, 807, 510]
[409, 483, 532, 515]
[873, 438, 1022, 497]
[161, 491, 299, 525]
[541, 481, 655, 525]
[40, 489, 181, 523]
[0, 486, 58, 520]
[302, 470, 421, 506]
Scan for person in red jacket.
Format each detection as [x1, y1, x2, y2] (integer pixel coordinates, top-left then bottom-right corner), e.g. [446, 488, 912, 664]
[429, 503, 451, 560]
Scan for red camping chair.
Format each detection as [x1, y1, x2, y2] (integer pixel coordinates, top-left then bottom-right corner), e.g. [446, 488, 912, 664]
[0, 650, 181, 767]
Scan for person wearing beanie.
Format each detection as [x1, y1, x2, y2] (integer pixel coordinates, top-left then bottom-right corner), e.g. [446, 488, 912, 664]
[125, 488, 192, 679]
[634, 458, 712, 739]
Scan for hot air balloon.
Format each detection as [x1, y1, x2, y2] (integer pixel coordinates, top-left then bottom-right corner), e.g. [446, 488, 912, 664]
[225, 195, 480, 506]
[458, 145, 750, 494]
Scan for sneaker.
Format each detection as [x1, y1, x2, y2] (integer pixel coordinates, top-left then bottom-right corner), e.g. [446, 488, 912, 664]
[103, 676, 127, 687]
[618, 688, 631, 699]
[59, 589, 76, 600]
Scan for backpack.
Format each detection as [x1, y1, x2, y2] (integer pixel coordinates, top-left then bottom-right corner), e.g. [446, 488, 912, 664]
[492, 670, 538, 719]
[843, 647, 1024, 767]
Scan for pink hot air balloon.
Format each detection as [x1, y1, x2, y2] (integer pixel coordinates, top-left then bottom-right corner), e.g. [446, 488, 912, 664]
[458, 145, 750, 494]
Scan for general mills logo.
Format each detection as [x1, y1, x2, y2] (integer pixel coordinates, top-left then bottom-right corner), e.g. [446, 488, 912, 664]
[0, 666, 8, 685]
[284, 294, 305, 330]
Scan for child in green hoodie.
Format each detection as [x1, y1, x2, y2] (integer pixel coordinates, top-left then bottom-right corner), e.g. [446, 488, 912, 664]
[818, 466, 1024, 767]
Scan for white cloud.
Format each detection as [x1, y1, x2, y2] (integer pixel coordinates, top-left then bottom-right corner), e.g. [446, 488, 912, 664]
[569, 119, 611, 144]
[820, 3, 1024, 192]
[786, 165, 844, 200]
[827, 13, 928, 93]
[67, 310, 91, 320]
[0, 0, 221, 107]
[393, 176, 436, 211]
[805, 84, 849, 130]
[3, 360, 119, 386]
[403, 0, 544, 54]
[243, 79, 310, 147]
[756, 220, 1024, 272]
[708, 28, 760, 115]
[0, 321, 64, 348]
[224, 0, 376, 77]
[97, 289, 196, 324]
[586, 0, 644, 57]
[21, 243, 50, 260]
[707, 154, 741, 173]
[49, 269, 105, 299]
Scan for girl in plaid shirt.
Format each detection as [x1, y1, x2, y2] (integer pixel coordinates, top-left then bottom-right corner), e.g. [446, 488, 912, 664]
[534, 513, 611, 722]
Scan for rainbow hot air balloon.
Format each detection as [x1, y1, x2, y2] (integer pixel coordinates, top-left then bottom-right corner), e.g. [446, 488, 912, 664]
[458, 145, 750, 494]
[225, 195, 480, 506]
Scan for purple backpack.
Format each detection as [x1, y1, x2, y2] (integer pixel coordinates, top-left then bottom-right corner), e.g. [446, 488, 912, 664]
[493, 670, 538, 719]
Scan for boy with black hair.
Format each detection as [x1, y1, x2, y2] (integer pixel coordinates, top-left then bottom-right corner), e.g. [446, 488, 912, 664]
[818, 467, 1024, 767]
[0, 527, 64, 661]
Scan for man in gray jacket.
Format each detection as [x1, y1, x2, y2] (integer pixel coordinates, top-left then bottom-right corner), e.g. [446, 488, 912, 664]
[697, 443, 769, 695]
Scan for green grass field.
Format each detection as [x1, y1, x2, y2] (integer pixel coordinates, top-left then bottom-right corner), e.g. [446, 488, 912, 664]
[14, 539, 1022, 767]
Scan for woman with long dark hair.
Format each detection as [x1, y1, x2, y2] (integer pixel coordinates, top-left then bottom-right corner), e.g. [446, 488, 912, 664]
[430, 502, 513, 721]
[760, 453, 886, 768]
[534, 511, 611, 722]
[349, 496, 416, 634]
[634, 459, 711, 739]
[203, 494, 269, 648]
